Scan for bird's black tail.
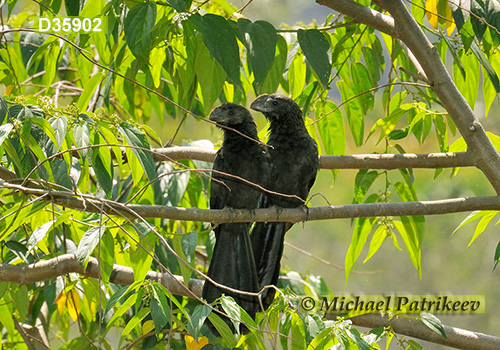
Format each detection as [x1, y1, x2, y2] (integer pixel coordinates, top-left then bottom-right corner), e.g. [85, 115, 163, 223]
[202, 223, 259, 333]
[251, 221, 292, 310]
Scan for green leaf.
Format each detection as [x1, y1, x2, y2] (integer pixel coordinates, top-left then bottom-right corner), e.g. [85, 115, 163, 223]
[30, 116, 59, 148]
[90, 134, 113, 197]
[77, 72, 104, 111]
[150, 298, 169, 334]
[345, 215, 378, 282]
[118, 123, 156, 182]
[220, 297, 243, 333]
[316, 100, 345, 156]
[407, 340, 425, 350]
[298, 29, 332, 88]
[350, 62, 374, 113]
[50, 116, 67, 148]
[453, 49, 479, 109]
[468, 211, 497, 246]
[207, 313, 238, 347]
[260, 35, 288, 94]
[288, 50, 306, 99]
[74, 123, 91, 158]
[470, 42, 500, 93]
[27, 220, 55, 252]
[354, 170, 379, 204]
[471, 0, 487, 40]
[0, 123, 13, 146]
[124, 1, 157, 61]
[131, 231, 156, 283]
[187, 304, 211, 338]
[10, 285, 29, 321]
[290, 312, 306, 350]
[65, 0, 81, 16]
[104, 285, 131, 317]
[190, 13, 241, 88]
[453, 210, 497, 233]
[337, 79, 364, 146]
[237, 19, 277, 94]
[194, 35, 226, 113]
[394, 219, 422, 276]
[107, 293, 138, 328]
[166, 0, 191, 12]
[493, 241, 500, 271]
[119, 307, 150, 346]
[363, 226, 387, 263]
[420, 313, 447, 338]
[77, 226, 104, 263]
[347, 327, 371, 350]
[100, 230, 115, 283]
[44, 43, 61, 88]
[0, 302, 14, 335]
[449, 0, 470, 31]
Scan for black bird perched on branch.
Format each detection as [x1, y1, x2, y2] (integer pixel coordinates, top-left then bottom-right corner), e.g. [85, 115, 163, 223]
[250, 93, 319, 310]
[202, 103, 270, 332]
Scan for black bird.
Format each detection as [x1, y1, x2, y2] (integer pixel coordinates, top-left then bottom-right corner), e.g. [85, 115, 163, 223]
[202, 103, 270, 332]
[250, 93, 319, 310]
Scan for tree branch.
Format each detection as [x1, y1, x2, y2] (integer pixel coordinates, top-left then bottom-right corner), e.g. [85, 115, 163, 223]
[3, 255, 499, 350]
[152, 147, 476, 169]
[337, 313, 500, 350]
[316, 0, 500, 193]
[0, 254, 202, 298]
[315, 0, 395, 36]
[3, 181, 500, 223]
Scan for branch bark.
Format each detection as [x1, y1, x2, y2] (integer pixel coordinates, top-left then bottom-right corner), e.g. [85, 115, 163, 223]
[331, 313, 500, 350]
[316, 0, 500, 193]
[4, 181, 500, 223]
[3, 255, 499, 350]
[152, 147, 475, 169]
[0, 254, 202, 298]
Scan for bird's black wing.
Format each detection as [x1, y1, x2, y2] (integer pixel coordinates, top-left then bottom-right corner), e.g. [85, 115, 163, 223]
[202, 103, 270, 333]
[250, 94, 319, 310]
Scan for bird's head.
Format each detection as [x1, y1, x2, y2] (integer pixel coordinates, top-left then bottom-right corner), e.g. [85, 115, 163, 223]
[209, 103, 253, 127]
[250, 93, 302, 122]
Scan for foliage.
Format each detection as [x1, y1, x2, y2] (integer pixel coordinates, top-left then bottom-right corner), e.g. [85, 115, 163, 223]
[0, 0, 498, 348]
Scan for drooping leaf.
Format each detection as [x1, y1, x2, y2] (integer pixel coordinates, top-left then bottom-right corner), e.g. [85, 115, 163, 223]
[237, 19, 277, 93]
[118, 122, 156, 182]
[345, 214, 378, 282]
[189, 13, 241, 88]
[194, 35, 226, 113]
[76, 226, 104, 263]
[27, 220, 55, 252]
[420, 313, 447, 338]
[470, 41, 500, 93]
[0, 123, 13, 147]
[337, 79, 364, 147]
[260, 34, 288, 94]
[316, 100, 345, 157]
[298, 29, 332, 88]
[449, 0, 471, 31]
[166, 0, 191, 12]
[124, 1, 157, 61]
[187, 304, 211, 338]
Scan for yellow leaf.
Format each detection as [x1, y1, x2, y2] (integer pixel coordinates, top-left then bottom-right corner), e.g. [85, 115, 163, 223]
[56, 292, 67, 316]
[185, 335, 210, 350]
[445, 3, 456, 36]
[67, 289, 81, 322]
[425, 0, 439, 29]
[142, 320, 155, 335]
[4, 85, 13, 96]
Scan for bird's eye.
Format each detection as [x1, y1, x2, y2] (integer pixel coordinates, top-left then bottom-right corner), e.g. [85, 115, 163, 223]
[272, 100, 278, 106]
[228, 111, 234, 116]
